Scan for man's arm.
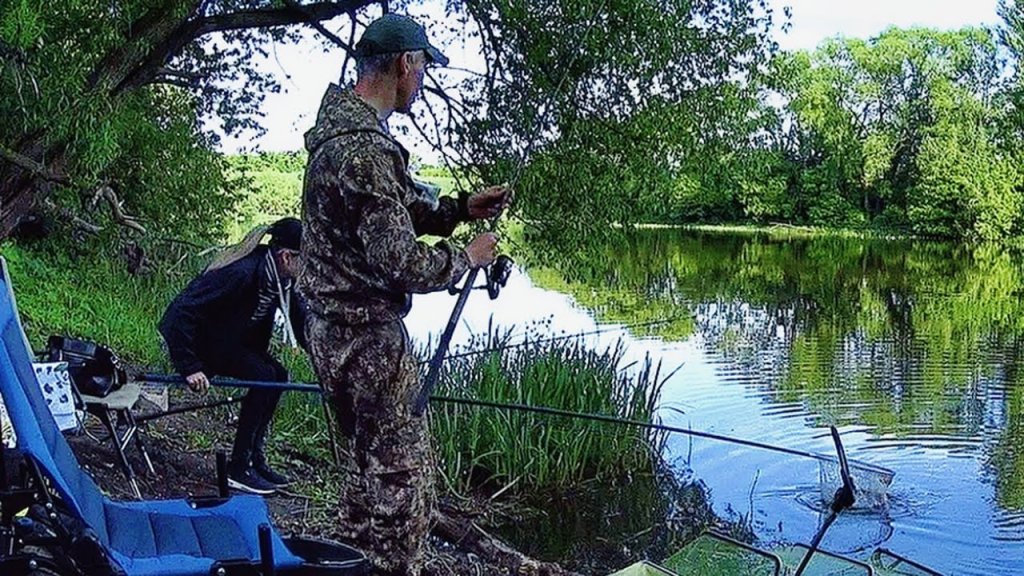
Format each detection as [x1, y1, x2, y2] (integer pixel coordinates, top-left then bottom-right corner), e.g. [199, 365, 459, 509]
[406, 187, 467, 238]
[408, 184, 511, 237]
[343, 149, 471, 294]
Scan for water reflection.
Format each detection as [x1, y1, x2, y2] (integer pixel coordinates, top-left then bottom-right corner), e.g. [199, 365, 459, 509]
[406, 229, 1024, 574]
[525, 229, 1024, 574]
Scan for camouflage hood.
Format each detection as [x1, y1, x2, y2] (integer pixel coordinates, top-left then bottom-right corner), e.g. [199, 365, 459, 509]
[304, 84, 386, 156]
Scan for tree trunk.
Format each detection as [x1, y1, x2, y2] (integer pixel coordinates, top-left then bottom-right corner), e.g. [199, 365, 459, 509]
[0, 136, 63, 238]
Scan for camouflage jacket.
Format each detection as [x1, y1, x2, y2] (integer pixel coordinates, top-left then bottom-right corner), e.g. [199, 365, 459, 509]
[298, 85, 471, 325]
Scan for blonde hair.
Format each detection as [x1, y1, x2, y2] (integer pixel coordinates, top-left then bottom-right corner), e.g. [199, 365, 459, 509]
[204, 224, 270, 273]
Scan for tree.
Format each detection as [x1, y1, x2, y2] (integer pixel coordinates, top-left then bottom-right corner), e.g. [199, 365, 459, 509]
[0, 0, 371, 243]
[437, 0, 779, 247]
[760, 26, 1020, 238]
[0, 0, 789, 253]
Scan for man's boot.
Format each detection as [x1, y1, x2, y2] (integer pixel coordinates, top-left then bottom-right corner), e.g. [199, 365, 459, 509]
[227, 420, 277, 495]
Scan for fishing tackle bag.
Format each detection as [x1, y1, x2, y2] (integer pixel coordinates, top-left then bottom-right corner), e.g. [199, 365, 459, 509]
[44, 335, 127, 398]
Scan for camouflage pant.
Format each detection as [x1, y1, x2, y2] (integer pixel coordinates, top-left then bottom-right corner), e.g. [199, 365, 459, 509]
[306, 316, 434, 576]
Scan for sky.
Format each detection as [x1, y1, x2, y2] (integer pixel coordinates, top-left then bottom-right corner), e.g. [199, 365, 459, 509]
[220, 0, 1004, 155]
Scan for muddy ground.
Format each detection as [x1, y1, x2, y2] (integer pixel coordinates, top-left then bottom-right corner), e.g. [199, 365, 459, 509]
[65, 390, 578, 576]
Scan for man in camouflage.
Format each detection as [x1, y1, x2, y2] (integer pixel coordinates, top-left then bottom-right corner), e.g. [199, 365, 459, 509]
[298, 13, 510, 576]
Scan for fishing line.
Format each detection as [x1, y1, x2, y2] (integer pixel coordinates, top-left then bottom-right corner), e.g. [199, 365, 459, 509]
[431, 396, 890, 475]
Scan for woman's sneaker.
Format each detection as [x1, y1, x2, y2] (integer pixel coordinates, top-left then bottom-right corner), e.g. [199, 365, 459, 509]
[228, 467, 277, 495]
[255, 463, 293, 487]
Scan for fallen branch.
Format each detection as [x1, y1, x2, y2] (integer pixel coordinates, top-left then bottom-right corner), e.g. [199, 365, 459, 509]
[432, 503, 582, 576]
[0, 146, 69, 184]
[42, 198, 102, 235]
[91, 185, 146, 234]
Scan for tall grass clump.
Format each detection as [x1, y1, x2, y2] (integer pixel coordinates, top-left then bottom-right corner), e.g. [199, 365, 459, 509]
[2, 242, 199, 368]
[431, 325, 675, 496]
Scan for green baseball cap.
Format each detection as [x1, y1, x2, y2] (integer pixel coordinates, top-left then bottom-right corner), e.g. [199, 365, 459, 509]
[354, 14, 449, 67]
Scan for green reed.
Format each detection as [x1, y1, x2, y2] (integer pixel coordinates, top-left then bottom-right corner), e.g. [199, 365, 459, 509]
[431, 324, 674, 496]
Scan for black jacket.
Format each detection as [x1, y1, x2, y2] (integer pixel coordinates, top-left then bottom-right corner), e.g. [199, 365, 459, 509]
[158, 246, 307, 376]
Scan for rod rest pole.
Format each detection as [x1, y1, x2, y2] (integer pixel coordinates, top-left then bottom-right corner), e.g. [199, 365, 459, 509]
[217, 452, 229, 498]
[259, 524, 274, 576]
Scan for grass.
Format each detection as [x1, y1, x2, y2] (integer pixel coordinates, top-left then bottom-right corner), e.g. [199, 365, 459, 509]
[3, 240, 335, 459]
[431, 323, 674, 496]
[2, 242, 193, 368]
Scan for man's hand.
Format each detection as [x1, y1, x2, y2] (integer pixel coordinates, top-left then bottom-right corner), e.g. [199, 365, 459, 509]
[465, 233, 499, 268]
[467, 185, 513, 220]
[185, 371, 210, 394]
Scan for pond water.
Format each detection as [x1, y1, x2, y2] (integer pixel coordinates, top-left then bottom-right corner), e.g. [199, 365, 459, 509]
[404, 229, 1024, 575]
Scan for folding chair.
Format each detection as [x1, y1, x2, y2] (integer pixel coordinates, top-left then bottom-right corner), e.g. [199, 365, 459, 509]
[81, 382, 154, 498]
[46, 335, 155, 497]
[0, 257, 367, 576]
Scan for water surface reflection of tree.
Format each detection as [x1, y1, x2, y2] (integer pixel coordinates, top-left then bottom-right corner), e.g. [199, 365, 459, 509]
[528, 230, 1024, 509]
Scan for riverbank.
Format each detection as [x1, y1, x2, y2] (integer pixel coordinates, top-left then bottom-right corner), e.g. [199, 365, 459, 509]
[634, 222, 919, 241]
[64, 387, 571, 575]
[67, 380, 732, 574]
[2, 240, 734, 574]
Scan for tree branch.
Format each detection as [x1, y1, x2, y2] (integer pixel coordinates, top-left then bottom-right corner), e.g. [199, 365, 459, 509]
[0, 147, 146, 235]
[91, 185, 147, 234]
[117, 0, 373, 95]
[282, 0, 356, 55]
[0, 146, 69, 184]
[197, 1, 368, 35]
[43, 198, 103, 235]
[149, 66, 207, 89]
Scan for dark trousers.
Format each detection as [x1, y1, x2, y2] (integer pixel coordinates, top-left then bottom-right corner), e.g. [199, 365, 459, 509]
[206, 348, 288, 473]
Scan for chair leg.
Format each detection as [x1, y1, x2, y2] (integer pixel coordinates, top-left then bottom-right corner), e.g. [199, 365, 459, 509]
[124, 410, 155, 475]
[97, 408, 141, 499]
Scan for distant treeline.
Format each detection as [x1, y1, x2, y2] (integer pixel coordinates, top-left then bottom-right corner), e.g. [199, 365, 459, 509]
[518, 21, 1024, 244]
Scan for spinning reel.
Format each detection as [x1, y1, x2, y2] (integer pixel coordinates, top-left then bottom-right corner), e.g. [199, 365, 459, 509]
[448, 255, 514, 300]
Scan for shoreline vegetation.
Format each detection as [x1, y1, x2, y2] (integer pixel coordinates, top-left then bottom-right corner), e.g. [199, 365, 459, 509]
[0, 237, 735, 573]
[226, 152, 1024, 250]
[8, 150, 1021, 572]
[632, 222, 919, 241]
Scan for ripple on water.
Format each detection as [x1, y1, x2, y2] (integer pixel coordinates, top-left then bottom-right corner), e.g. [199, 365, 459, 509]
[788, 482, 928, 521]
[756, 484, 898, 554]
[993, 510, 1024, 542]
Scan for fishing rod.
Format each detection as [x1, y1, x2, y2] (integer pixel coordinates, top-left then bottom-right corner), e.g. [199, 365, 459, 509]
[793, 425, 857, 576]
[137, 373, 893, 476]
[140, 374, 321, 393]
[139, 315, 679, 392]
[411, 1, 611, 417]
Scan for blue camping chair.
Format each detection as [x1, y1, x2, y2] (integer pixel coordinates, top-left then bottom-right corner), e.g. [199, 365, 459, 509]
[0, 257, 366, 576]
